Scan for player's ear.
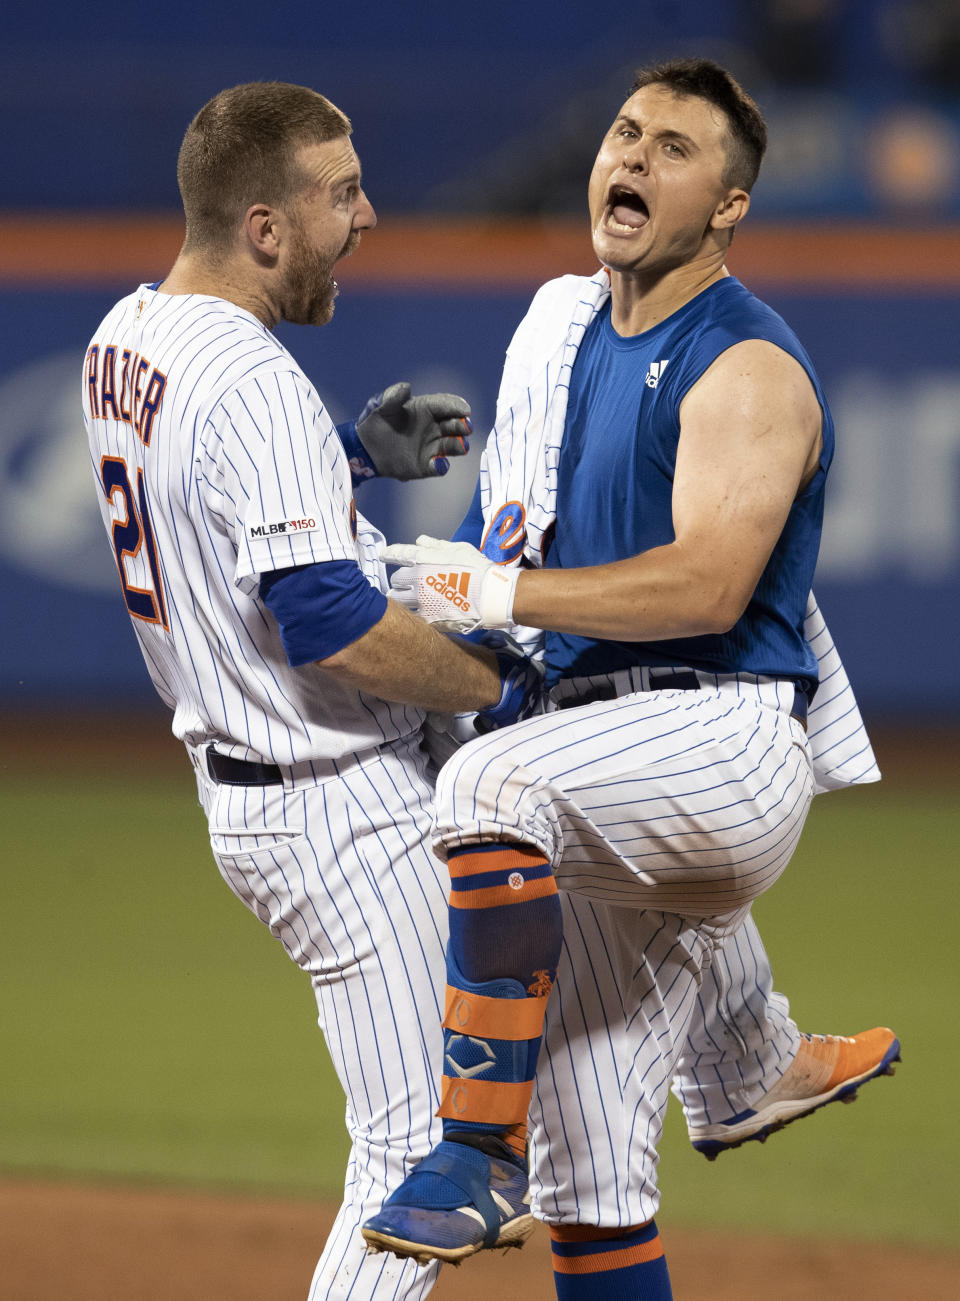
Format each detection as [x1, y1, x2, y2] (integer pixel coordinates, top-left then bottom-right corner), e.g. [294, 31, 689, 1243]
[243, 203, 281, 261]
[710, 188, 750, 233]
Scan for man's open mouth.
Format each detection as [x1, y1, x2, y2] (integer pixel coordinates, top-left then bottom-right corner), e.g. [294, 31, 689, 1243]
[606, 185, 650, 229]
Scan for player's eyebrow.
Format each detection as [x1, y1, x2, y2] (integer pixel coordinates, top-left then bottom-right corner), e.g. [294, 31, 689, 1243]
[612, 115, 700, 152]
[331, 169, 362, 193]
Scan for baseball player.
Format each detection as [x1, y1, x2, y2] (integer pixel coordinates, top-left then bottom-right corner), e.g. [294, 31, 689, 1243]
[81, 81, 543, 1301]
[362, 60, 900, 1297]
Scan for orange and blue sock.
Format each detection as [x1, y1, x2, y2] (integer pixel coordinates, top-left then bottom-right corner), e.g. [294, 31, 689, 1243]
[550, 1221, 673, 1299]
[439, 843, 562, 1161]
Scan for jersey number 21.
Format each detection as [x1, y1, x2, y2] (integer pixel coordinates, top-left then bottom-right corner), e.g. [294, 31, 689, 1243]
[99, 455, 169, 631]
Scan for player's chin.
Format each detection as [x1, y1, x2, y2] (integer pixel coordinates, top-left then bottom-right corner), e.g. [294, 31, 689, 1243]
[314, 279, 339, 325]
[311, 297, 336, 327]
[592, 220, 641, 266]
[289, 291, 337, 328]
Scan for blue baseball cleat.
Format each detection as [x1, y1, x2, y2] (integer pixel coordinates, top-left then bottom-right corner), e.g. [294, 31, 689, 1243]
[361, 1139, 534, 1265]
[689, 1026, 901, 1159]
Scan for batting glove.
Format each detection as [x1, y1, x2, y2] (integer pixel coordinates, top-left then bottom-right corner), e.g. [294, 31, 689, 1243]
[338, 382, 472, 483]
[466, 629, 545, 732]
[421, 631, 543, 764]
[381, 535, 520, 632]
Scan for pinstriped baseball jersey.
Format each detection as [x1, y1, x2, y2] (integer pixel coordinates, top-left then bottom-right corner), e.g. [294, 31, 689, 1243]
[82, 285, 423, 766]
[83, 283, 442, 1298]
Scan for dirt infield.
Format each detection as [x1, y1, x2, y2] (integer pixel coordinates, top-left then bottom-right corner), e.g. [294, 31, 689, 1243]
[3, 1178, 959, 1299]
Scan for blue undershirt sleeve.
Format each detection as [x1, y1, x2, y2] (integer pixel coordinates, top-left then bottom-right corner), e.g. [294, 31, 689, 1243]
[259, 560, 388, 667]
[335, 420, 379, 487]
[453, 474, 484, 546]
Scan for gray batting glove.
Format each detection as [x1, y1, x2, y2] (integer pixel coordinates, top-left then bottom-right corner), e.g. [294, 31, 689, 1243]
[353, 382, 472, 480]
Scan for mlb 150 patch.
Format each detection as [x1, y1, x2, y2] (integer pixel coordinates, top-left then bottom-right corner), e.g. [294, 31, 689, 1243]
[247, 517, 319, 538]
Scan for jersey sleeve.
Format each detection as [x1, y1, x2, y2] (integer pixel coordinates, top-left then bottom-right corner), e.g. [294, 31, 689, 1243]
[199, 369, 358, 594]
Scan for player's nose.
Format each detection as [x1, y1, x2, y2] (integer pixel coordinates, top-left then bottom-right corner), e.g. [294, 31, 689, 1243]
[623, 138, 649, 172]
[356, 189, 377, 230]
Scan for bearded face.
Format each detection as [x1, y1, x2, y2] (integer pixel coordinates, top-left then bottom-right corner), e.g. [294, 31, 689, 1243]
[275, 137, 374, 327]
[281, 220, 360, 326]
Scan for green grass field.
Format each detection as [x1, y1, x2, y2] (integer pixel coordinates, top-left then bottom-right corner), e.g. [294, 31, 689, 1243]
[2, 763, 957, 1249]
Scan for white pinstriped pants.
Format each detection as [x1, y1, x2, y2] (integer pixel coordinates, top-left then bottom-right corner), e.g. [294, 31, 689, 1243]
[433, 675, 814, 1224]
[193, 735, 444, 1301]
[188, 705, 804, 1287]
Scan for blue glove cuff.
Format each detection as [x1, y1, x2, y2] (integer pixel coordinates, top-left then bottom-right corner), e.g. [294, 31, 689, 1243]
[450, 630, 541, 732]
[336, 420, 379, 487]
[477, 650, 542, 732]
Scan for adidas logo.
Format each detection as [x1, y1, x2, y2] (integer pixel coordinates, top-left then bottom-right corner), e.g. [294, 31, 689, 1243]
[426, 571, 472, 611]
[644, 358, 669, 389]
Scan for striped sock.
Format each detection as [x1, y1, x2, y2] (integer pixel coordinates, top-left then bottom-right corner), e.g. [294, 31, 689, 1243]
[550, 1222, 673, 1299]
[439, 843, 561, 1160]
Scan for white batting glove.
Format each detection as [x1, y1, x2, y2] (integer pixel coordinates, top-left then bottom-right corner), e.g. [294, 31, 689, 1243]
[381, 535, 520, 632]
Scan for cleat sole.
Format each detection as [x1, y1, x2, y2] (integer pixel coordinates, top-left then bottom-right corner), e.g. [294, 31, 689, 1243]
[362, 1213, 535, 1266]
[691, 1036, 901, 1159]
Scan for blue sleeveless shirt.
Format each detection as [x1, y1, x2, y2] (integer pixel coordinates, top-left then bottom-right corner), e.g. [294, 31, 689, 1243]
[544, 276, 833, 691]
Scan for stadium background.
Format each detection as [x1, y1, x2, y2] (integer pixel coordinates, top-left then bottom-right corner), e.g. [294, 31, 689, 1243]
[2, 2, 958, 1297]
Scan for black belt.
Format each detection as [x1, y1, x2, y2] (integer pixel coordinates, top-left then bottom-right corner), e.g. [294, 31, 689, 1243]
[206, 749, 284, 785]
[557, 671, 808, 730]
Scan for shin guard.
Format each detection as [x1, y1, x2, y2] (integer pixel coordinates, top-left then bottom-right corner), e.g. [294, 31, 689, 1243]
[440, 842, 561, 1160]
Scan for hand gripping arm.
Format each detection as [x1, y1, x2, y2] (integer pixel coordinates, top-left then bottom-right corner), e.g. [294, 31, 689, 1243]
[381, 535, 520, 633]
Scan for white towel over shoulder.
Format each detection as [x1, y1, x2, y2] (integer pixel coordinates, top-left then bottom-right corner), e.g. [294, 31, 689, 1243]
[477, 270, 879, 792]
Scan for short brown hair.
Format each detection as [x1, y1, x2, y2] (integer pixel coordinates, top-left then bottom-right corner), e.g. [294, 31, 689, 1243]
[630, 59, 767, 191]
[177, 81, 352, 250]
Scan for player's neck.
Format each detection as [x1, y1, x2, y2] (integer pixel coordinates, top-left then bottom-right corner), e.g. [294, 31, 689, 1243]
[159, 252, 278, 328]
[608, 257, 729, 337]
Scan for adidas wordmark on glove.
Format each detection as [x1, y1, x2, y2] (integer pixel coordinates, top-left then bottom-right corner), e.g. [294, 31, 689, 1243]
[381, 536, 520, 633]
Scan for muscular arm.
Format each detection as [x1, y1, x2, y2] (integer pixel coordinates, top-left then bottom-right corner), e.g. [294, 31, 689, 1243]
[512, 339, 823, 641]
[316, 597, 502, 712]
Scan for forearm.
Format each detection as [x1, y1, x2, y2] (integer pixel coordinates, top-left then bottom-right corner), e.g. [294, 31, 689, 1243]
[512, 543, 749, 642]
[315, 598, 502, 711]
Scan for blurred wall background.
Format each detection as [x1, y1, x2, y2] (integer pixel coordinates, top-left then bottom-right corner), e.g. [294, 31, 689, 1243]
[1, 0, 958, 721]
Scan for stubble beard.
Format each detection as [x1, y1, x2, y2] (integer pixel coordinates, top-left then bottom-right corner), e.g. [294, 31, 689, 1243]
[283, 229, 360, 327]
